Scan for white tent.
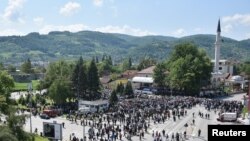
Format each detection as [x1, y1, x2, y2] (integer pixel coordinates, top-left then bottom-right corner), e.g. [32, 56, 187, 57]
[132, 76, 154, 83]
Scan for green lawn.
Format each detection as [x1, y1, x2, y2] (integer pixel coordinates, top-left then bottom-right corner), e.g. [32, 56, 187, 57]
[34, 135, 49, 141]
[14, 80, 40, 91]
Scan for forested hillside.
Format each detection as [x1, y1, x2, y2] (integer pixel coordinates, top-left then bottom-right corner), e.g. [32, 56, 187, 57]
[0, 31, 249, 64]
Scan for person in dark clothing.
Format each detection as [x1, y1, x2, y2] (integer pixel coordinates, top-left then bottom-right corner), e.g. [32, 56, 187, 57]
[198, 129, 201, 137]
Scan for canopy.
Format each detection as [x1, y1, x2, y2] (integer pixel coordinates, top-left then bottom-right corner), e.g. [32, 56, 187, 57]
[132, 76, 154, 83]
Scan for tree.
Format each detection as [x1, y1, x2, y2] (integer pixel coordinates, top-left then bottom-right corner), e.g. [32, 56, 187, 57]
[0, 62, 4, 71]
[20, 58, 32, 74]
[48, 78, 72, 105]
[0, 71, 14, 97]
[44, 60, 73, 88]
[153, 62, 166, 87]
[7, 65, 16, 73]
[123, 81, 134, 98]
[6, 113, 32, 141]
[137, 57, 156, 71]
[0, 126, 18, 141]
[72, 57, 87, 99]
[87, 59, 100, 100]
[122, 58, 132, 71]
[109, 90, 118, 106]
[116, 82, 124, 95]
[77, 64, 87, 99]
[129, 57, 132, 68]
[167, 43, 212, 95]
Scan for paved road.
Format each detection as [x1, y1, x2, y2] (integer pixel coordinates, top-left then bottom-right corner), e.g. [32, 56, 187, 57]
[23, 93, 247, 141]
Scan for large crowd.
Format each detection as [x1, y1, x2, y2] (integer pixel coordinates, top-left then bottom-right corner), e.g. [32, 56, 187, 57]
[67, 95, 243, 141]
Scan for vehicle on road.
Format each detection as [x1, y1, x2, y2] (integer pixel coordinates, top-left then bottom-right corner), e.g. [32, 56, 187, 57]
[217, 112, 237, 122]
[134, 88, 153, 95]
[39, 113, 50, 119]
[42, 109, 58, 118]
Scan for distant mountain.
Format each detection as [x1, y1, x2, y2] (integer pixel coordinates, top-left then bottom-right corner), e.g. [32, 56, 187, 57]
[0, 31, 249, 64]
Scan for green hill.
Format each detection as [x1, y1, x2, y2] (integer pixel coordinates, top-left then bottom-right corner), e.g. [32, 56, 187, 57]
[0, 31, 249, 64]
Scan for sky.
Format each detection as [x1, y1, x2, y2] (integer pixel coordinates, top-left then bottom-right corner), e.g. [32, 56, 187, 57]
[0, 0, 250, 40]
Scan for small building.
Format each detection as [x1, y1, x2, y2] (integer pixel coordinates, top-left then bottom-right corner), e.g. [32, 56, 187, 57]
[132, 66, 155, 89]
[136, 66, 155, 77]
[78, 100, 109, 113]
[225, 75, 248, 93]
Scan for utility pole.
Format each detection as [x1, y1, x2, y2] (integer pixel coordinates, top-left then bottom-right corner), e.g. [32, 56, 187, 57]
[83, 122, 85, 140]
[28, 82, 33, 133]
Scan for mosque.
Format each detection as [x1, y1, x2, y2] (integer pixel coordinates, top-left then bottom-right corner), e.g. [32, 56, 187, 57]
[210, 19, 248, 93]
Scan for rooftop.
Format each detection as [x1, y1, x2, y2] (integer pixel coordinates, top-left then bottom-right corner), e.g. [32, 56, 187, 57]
[132, 76, 154, 83]
[137, 66, 155, 74]
[79, 100, 109, 105]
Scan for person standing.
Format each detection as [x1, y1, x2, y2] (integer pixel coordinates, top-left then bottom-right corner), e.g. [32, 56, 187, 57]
[198, 129, 201, 137]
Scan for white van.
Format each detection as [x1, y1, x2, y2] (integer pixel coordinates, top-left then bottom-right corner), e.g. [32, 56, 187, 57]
[217, 112, 237, 122]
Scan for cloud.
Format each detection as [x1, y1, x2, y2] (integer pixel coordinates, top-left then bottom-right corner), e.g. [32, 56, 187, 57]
[2, 0, 26, 22]
[93, 0, 103, 7]
[172, 28, 187, 37]
[95, 25, 155, 36]
[59, 2, 81, 16]
[222, 24, 233, 33]
[0, 29, 24, 36]
[39, 24, 89, 34]
[222, 14, 250, 26]
[33, 17, 44, 26]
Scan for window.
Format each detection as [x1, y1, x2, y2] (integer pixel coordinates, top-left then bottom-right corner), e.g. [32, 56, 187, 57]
[219, 67, 222, 70]
[219, 62, 222, 65]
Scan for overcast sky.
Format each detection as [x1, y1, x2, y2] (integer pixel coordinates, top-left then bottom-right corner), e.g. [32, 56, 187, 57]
[0, 0, 250, 40]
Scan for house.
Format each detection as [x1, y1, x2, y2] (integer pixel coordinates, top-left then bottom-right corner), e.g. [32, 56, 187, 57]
[132, 66, 155, 89]
[136, 66, 155, 77]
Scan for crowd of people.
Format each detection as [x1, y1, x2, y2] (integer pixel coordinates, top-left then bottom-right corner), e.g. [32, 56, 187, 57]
[65, 95, 244, 141]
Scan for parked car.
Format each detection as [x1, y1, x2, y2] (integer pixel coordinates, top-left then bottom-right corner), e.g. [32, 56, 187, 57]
[134, 88, 153, 95]
[40, 113, 50, 119]
[217, 112, 237, 122]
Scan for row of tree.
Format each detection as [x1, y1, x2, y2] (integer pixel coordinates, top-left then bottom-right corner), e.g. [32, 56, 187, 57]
[42, 57, 101, 105]
[0, 70, 35, 141]
[72, 57, 100, 101]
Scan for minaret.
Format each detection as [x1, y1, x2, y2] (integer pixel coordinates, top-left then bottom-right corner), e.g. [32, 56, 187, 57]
[214, 19, 221, 73]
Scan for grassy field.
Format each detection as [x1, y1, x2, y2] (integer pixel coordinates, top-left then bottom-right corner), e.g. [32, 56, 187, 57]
[14, 80, 40, 91]
[34, 135, 49, 141]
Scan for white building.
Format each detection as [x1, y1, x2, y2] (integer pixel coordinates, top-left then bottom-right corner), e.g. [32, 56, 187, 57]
[78, 100, 109, 113]
[131, 66, 155, 89]
[211, 59, 234, 75]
